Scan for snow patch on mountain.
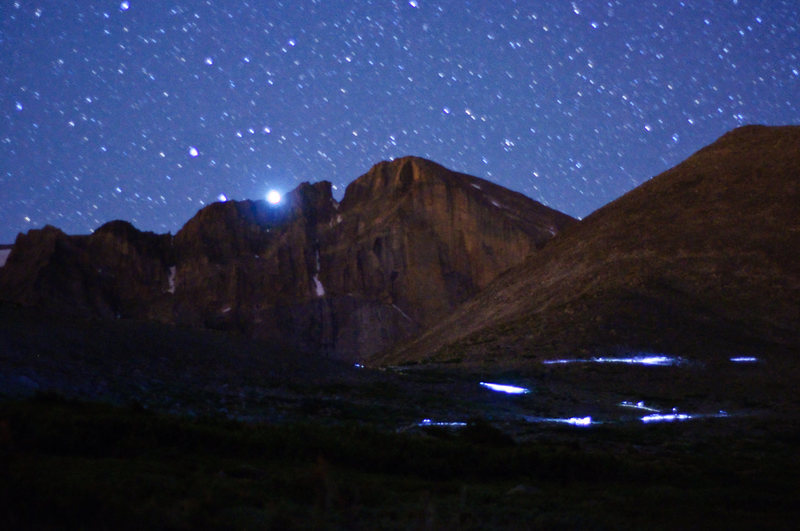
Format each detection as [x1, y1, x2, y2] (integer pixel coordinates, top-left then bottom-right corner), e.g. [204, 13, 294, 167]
[167, 266, 177, 294]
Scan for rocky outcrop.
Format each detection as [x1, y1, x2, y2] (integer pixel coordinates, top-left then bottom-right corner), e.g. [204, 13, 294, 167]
[0, 222, 172, 319]
[331, 157, 569, 321]
[0, 157, 573, 361]
[318, 157, 573, 356]
[385, 125, 800, 366]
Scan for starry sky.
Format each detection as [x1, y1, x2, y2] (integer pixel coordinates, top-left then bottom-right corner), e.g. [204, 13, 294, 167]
[2, 1, 798, 243]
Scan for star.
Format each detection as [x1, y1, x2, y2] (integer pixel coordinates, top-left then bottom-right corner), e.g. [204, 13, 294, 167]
[0, 1, 798, 242]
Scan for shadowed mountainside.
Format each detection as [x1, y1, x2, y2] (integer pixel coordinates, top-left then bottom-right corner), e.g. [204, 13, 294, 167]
[385, 125, 800, 366]
[0, 156, 573, 362]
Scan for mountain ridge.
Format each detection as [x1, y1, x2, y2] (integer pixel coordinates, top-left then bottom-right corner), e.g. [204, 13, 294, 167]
[5, 126, 797, 367]
[0, 156, 573, 361]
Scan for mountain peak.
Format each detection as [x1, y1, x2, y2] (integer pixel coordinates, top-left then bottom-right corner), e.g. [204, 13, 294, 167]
[339, 155, 530, 206]
[340, 156, 453, 207]
[340, 156, 572, 232]
[712, 123, 793, 144]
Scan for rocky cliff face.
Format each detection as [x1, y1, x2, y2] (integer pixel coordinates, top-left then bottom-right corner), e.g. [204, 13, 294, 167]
[0, 222, 172, 319]
[0, 157, 573, 361]
[320, 157, 573, 356]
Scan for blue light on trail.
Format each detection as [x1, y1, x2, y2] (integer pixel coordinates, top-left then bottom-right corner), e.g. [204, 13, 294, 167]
[418, 419, 468, 428]
[524, 415, 596, 427]
[619, 401, 661, 412]
[641, 410, 729, 424]
[543, 355, 684, 366]
[479, 382, 531, 394]
[562, 416, 593, 426]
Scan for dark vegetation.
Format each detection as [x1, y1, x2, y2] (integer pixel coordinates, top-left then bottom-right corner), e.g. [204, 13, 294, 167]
[2, 394, 799, 530]
[0, 301, 798, 528]
[3, 301, 800, 528]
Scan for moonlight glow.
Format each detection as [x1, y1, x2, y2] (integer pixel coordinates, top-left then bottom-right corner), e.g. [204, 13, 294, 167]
[266, 190, 282, 204]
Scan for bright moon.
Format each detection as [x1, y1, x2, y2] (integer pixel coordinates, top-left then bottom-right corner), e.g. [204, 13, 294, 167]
[266, 190, 281, 204]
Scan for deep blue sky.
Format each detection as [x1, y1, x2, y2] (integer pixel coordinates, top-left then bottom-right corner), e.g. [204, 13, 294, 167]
[2, 1, 798, 242]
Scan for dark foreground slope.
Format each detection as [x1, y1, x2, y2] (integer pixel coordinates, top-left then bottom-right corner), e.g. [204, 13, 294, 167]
[3, 395, 799, 530]
[387, 125, 800, 366]
[1, 301, 799, 530]
[2, 297, 798, 529]
[0, 157, 573, 362]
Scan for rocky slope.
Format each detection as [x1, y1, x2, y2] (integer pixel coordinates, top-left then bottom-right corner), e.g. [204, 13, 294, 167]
[386, 125, 800, 365]
[0, 156, 573, 361]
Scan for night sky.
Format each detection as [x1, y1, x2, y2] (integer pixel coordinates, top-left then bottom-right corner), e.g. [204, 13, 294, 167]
[2, 1, 798, 243]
